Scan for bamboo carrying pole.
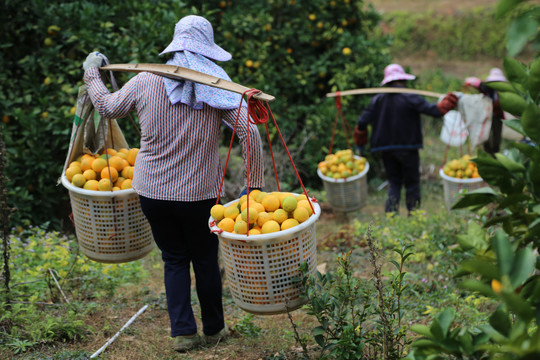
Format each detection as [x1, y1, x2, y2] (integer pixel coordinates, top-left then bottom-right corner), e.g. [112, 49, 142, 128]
[326, 87, 444, 99]
[100, 63, 275, 102]
[89, 304, 149, 359]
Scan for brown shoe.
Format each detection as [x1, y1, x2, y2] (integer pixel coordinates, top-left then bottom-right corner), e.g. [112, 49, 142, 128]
[173, 333, 203, 352]
[204, 324, 229, 345]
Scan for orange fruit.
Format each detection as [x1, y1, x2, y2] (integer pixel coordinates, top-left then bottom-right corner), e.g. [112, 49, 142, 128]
[241, 207, 259, 224]
[224, 205, 240, 219]
[256, 212, 272, 227]
[282, 196, 297, 212]
[120, 178, 132, 189]
[261, 194, 280, 212]
[297, 199, 313, 216]
[101, 167, 119, 182]
[92, 157, 108, 173]
[293, 207, 310, 223]
[491, 279, 503, 294]
[261, 220, 280, 234]
[272, 209, 288, 224]
[118, 148, 129, 155]
[83, 179, 99, 191]
[114, 177, 126, 188]
[104, 148, 117, 156]
[127, 148, 139, 166]
[217, 218, 235, 232]
[71, 173, 86, 187]
[98, 178, 113, 191]
[69, 161, 81, 168]
[234, 220, 249, 234]
[65, 166, 82, 181]
[211, 204, 225, 221]
[108, 156, 125, 171]
[83, 169, 97, 181]
[80, 156, 95, 171]
[249, 228, 262, 235]
[281, 218, 299, 230]
[121, 166, 134, 179]
[115, 151, 127, 160]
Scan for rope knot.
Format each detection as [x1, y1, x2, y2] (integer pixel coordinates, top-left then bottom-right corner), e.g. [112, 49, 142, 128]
[244, 88, 268, 125]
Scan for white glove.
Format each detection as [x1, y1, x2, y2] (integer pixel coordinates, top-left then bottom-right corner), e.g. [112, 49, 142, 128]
[83, 52, 108, 71]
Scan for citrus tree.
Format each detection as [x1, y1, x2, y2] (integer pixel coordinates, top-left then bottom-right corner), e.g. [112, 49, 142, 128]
[0, 0, 390, 230]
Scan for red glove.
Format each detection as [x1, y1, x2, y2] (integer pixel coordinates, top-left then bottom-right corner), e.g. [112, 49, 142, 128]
[354, 125, 368, 146]
[437, 93, 459, 115]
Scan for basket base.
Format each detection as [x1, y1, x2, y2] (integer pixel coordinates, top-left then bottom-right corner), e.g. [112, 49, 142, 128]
[234, 296, 308, 315]
[80, 246, 154, 264]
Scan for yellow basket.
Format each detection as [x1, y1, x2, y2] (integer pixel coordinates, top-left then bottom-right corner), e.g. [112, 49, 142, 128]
[317, 157, 369, 212]
[209, 196, 321, 315]
[439, 168, 487, 210]
[61, 175, 155, 263]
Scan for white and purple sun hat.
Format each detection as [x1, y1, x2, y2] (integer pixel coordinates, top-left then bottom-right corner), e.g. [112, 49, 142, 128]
[160, 15, 232, 61]
[381, 64, 416, 86]
[485, 67, 507, 83]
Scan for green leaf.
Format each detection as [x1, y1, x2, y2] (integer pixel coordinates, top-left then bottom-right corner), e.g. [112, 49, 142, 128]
[503, 57, 528, 86]
[521, 102, 540, 144]
[437, 309, 455, 338]
[503, 118, 525, 136]
[457, 259, 499, 278]
[528, 57, 540, 99]
[486, 81, 517, 93]
[460, 279, 496, 297]
[489, 306, 511, 337]
[511, 142, 540, 162]
[496, 0, 527, 19]
[500, 291, 534, 321]
[493, 230, 513, 276]
[430, 318, 444, 341]
[452, 191, 496, 209]
[456, 221, 488, 251]
[499, 91, 527, 117]
[507, 16, 539, 57]
[495, 153, 526, 172]
[510, 247, 535, 287]
[410, 324, 433, 338]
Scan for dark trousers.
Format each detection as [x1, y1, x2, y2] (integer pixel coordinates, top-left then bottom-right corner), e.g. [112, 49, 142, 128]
[139, 196, 224, 337]
[381, 150, 421, 213]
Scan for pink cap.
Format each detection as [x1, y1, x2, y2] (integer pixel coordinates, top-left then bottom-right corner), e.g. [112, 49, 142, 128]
[485, 68, 507, 83]
[381, 64, 416, 85]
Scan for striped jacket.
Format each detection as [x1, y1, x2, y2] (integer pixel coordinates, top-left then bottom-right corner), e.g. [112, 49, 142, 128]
[84, 68, 264, 201]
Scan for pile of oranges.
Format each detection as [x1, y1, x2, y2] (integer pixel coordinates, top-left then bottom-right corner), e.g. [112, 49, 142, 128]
[210, 190, 315, 235]
[65, 148, 139, 191]
[318, 149, 367, 180]
[442, 154, 480, 179]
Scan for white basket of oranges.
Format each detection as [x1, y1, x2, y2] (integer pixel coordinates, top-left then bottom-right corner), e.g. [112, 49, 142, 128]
[317, 150, 369, 212]
[440, 155, 487, 209]
[61, 148, 155, 263]
[208, 191, 321, 315]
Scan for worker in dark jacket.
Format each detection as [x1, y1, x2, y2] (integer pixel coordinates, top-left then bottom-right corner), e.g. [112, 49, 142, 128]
[354, 64, 458, 214]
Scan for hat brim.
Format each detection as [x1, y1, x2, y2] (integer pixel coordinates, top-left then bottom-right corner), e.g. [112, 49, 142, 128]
[160, 39, 232, 62]
[381, 73, 416, 86]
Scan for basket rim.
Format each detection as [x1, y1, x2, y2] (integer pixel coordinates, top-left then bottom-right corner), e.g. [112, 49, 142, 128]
[317, 155, 370, 183]
[439, 168, 484, 184]
[208, 193, 321, 243]
[61, 174, 137, 198]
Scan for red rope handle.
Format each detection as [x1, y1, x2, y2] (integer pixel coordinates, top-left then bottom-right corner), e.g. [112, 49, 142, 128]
[329, 92, 353, 154]
[214, 88, 317, 237]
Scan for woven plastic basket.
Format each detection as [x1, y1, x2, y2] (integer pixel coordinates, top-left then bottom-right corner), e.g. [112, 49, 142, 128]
[439, 168, 487, 209]
[209, 197, 321, 315]
[317, 158, 369, 212]
[61, 175, 155, 263]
